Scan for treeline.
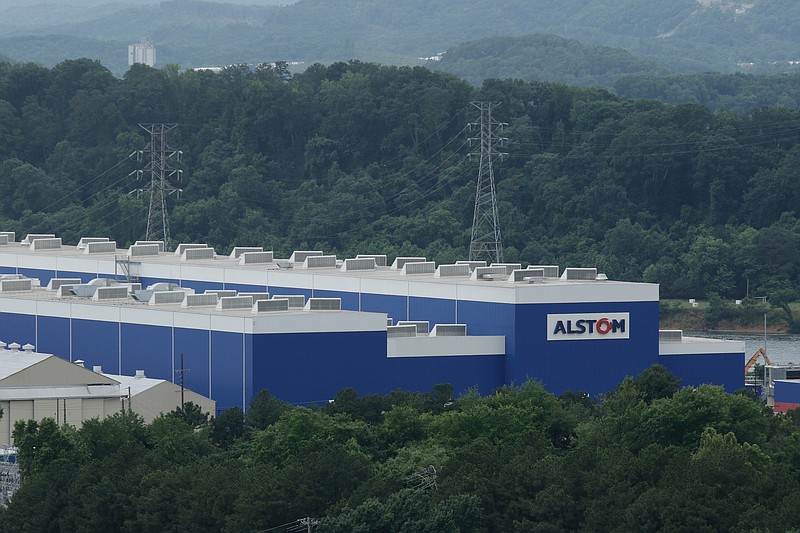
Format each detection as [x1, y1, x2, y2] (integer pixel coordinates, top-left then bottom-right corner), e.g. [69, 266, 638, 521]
[3, 369, 800, 531]
[3, 59, 800, 308]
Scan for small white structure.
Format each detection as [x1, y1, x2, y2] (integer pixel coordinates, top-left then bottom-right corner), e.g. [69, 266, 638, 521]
[128, 41, 156, 67]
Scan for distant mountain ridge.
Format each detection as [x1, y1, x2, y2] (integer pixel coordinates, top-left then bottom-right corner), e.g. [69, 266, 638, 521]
[0, 0, 799, 77]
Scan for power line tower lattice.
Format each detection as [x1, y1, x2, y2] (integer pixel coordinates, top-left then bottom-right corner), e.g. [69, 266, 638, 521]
[468, 102, 506, 263]
[129, 123, 183, 248]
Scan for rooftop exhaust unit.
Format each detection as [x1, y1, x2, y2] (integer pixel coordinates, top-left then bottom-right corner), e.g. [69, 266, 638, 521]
[455, 260, 487, 271]
[29, 238, 62, 251]
[303, 255, 337, 269]
[341, 258, 377, 272]
[238, 292, 270, 302]
[387, 325, 418, 338]
[356, 254, 387, 267]
[77, 237, 110, 249]
[430, 324, 467, 336]
[272, 295, 306, 308]
[181, 247, 215, 261]
[290, 250, 323, 263]
[175, 243, 209, 255]
[471, 266, 508, 281]
[391, 257, 426, 270]
[149, 290, 189, 305]
[0, 232, 15, 244]
[182, 293, 219, 308]
[435, 264, 472, 277]
[659, 330, 683, 343]
[128, 244, 160, 257]
[93, 286, 130, 301]
[528, 265, 560, 278]
[491, 263, 522, 275]
[397, 320, 430, 334]
[22, 233, 55, 245]
[230, 246, 263, 259]
[0, 235, 7, 246]
[510, 268, 545, 283]
[47, 278, 83, 291]
[84, 241, 117, 254]
[305, 298, 341, 311]
[239, 251, 274, 265]
[134, 240, 165, 252]
[204, 290, 236, 298]
[252, 298, 290, 313]
[0, 279, 32, 292]
[216, 296, 254, 311]
[401, 261, 436, 275]
[560, 268, 598, 281]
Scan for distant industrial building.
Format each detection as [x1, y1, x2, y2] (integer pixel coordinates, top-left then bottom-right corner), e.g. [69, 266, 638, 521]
[0, 233, 745, 413]
[0, 341, 214, 445]
[128, 41, 156, 67]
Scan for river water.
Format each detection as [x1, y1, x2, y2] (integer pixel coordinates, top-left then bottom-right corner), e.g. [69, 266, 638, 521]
[686, 331, 800, 365]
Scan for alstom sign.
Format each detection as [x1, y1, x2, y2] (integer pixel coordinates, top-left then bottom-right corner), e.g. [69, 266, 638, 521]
[547, 313, 629, 341]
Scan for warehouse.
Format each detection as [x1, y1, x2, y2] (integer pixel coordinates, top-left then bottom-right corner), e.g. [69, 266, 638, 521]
[0, 233, 745, 410]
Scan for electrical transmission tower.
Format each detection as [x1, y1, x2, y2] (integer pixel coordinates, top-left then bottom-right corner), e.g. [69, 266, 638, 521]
[130, 123, 183, 247]
[468, 102, 506, 263]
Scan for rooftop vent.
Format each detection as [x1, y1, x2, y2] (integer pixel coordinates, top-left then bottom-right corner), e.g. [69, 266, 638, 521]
[401, 261, 436, 275]
[305, 298, 341, 311]
[387, 325, 418, 338]
[391, 257, 426, 270]
[8, 342, 20, 351]
[273, 295, 306, 308]
[147, 282, 184, 292]
[22, 233, 55, 245]
[430, 324, 467, 337]
[491, 263, 522, 275]
[455, 260, 487, 271]
[238, 292, 270, 302]
[397, 320, 430, 335]
[216, 296, 254, 311]
[561, 268, 598, 281]
[92, 286, 129, 301]
[0, 279, 32, 292]
[22, 343, 35, 353]
[0, 232, 15, 244]
[303, 255, 337, 269]
[134, 240, 165, 252]
[341, 258, 377, 272]
[252, 298, 289, 313]
[356, 254, 387, 267]
[84, 241, 117, 254]
[182, 247, 215, 261]
[57, 285, 77, 298]
[435, 264, 471, 277]
[290, 250, 323, 263]
[510, 268, 545, 283]
[175, 243, 209, 255]
[47, 278, 83, 291]
[230, 246, 263, 259]
[135, 370, 146, 379]
[386, 317, 393, 326]
[128, 244, 160, 257]
[0, 235, 7, 246]
[239, 251, 274, 265]
[182, 293, 219, 308]
[659, 330, 683, 343]
[88, 278, 120, 287]
[528, 265, 560, 278]
[149, 290, 189, 305]
[93, 365, 102, 373]
[30, 238, 62, 251]
[471, 266, 508, 281]
[77, 237, 110, 249]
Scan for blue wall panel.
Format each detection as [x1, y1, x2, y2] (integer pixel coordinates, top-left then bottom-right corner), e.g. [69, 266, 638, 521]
[313, 289, 359, 311]
[409, 297, 457, 326]
[362, 293, 406, 322]
[72, 319, 119, 374]
[225, 283, 267, 293]
[174, 328, 210, 399]
[0, 266, 16, 275]
[36, 316, 71, 360]
[775, 381, 800, 404]
[659, 352, 744, 393]
[251, 331, 388, 405]
[386, 355, 505, 396]
[0, 312, 36, 346]
[511, 301, 659, 396]
[121, 324, 173, 381]
[211, 331, 244, 413]
[18, 268, 55, 285]
[56, 270, 98, 283]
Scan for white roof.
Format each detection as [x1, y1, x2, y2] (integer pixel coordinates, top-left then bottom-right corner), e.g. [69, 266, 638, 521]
[0, 350, 51, 381]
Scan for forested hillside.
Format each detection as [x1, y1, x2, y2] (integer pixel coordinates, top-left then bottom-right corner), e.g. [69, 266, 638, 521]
[3, 0, 800, 76]
[3, 371, 800, 531]
[2, 59, 800, 311]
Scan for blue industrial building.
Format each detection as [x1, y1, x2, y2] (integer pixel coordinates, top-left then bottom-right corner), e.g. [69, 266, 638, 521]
[0, 234, 745, 411]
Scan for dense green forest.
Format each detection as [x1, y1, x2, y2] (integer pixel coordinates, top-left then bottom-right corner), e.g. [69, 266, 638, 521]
[3, 58, 800, 316]
[3, 369, 800, 531]
[4, 0, 800, 76]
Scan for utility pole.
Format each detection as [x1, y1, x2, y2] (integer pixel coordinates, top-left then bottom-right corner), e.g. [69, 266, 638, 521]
[175, 352, 189, 412]
[467, 102, 507, 263]
[129, 123, 183, 248]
